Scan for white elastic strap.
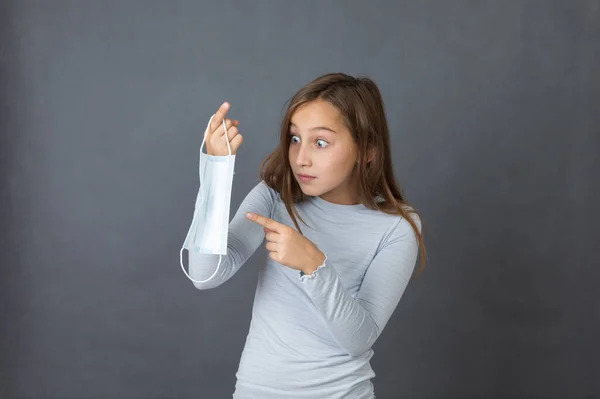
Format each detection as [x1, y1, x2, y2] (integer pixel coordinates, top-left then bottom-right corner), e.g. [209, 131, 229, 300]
[179, 114, 232, 284]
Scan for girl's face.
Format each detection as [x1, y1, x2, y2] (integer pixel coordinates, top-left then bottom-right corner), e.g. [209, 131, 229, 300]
[288, 99, 360, 205]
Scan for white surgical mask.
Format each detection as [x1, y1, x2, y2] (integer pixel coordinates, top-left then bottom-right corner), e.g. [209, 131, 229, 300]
[179, 114, 236, 283]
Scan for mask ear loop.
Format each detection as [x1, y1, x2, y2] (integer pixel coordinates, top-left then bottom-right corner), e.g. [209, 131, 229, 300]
[180, 114, 232, 284]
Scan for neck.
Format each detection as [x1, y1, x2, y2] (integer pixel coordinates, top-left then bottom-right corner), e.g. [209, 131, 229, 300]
[319, 179, 360, 205]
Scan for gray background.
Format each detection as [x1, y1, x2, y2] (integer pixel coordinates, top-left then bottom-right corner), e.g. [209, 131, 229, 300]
[1, 1, 599, 398]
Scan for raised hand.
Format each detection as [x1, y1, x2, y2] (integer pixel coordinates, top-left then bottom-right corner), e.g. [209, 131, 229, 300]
[246, 212, 326, 275]
[205, 102, 244, 156]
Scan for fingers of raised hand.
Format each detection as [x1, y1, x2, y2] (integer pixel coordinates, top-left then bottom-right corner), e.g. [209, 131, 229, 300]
[213, 118, 238, 137]
[229, 134, 243, 153]
[210, 102, 230, 131]
[222, 123, 239, 138]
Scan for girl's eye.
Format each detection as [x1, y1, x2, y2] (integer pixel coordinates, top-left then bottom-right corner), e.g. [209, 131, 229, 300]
[316, 139, 329, 148]
[290, 134, 328, 148]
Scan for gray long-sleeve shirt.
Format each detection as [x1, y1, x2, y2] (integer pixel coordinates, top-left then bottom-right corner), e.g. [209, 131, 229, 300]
[188, 155, 421, 398]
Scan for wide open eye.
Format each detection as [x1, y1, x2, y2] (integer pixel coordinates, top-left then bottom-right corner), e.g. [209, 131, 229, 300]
[316, 139, 329, 148]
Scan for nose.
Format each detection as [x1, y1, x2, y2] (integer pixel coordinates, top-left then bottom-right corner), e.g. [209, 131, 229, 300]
[294, 143, 312, 168]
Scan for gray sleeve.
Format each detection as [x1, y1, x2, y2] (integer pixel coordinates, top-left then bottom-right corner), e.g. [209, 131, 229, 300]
[299, 215, 421, 357]
[188, 180, 275, 290]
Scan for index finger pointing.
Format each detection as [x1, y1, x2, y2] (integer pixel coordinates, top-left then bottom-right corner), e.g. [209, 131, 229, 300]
[246, 212, 282, 231]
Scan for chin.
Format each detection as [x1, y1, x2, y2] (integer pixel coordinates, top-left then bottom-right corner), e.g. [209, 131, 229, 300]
[298, 186, 318, 196]
[296, 182, 323, 197]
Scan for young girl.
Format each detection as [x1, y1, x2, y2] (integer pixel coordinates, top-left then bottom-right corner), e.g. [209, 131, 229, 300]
[184, 73, 426, 398]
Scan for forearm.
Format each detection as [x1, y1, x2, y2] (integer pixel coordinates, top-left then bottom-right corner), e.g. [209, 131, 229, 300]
[187, 180, 275, 289]
[299, 262, 379, 357]
[298, 217, 419, 356]
[188, 232, 253, 290]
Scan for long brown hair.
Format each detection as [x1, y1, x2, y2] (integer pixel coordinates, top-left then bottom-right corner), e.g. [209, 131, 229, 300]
[259, 73, 426, 279]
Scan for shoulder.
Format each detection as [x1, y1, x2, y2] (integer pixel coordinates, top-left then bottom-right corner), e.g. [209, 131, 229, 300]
[257, 180, 281, 199]
[237, 180, 282, 219]
[399, 205, 422, 233]
[378, 207, 421, 249]
[246, 180, 282, 205]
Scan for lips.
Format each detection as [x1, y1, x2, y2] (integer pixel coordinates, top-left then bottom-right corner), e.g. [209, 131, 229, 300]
[297, 173, 316, 182]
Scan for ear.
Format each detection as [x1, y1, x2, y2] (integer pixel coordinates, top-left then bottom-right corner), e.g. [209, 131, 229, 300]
[366, 147, 376, 164]
[357, 147, 376, 166]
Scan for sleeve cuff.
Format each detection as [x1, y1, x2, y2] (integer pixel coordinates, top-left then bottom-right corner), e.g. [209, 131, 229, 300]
[299, 255, 329, 280]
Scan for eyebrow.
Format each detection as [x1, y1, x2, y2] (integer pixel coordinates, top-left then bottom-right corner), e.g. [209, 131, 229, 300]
[289, 123, 337, 134]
